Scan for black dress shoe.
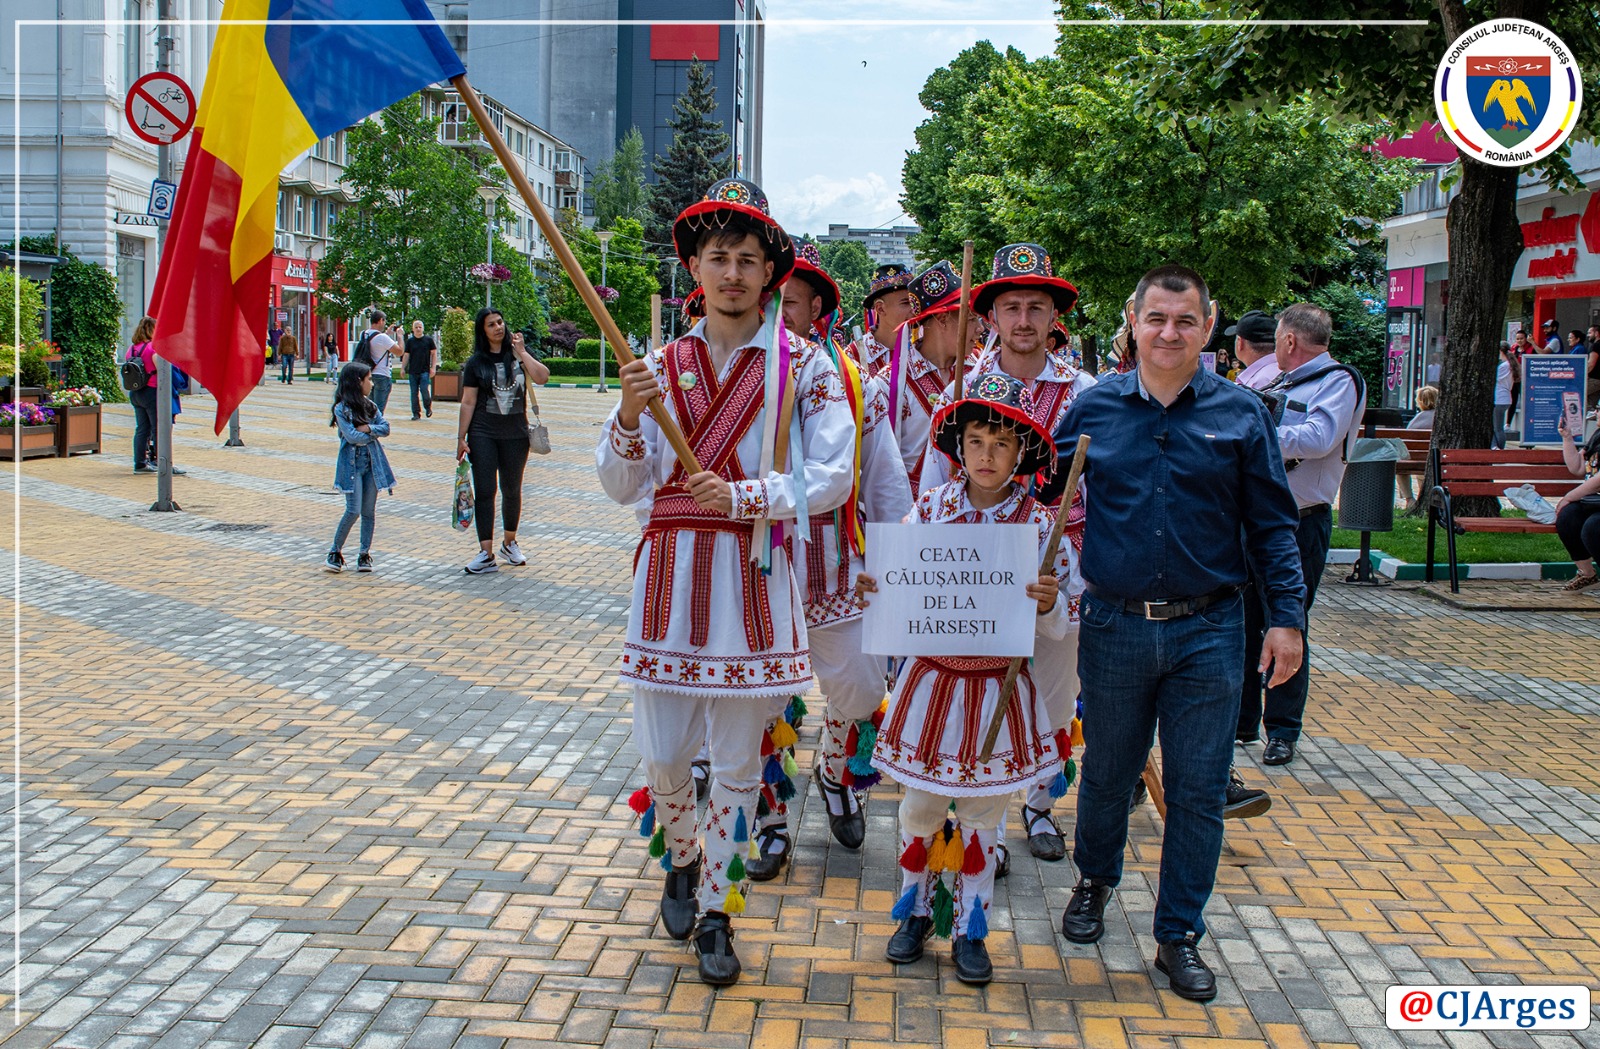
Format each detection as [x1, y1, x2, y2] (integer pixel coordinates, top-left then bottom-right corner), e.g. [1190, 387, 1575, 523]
[951, 936, 992, 985]
[744, 826, 790, 882]
[1155, 940, 1217, 1001]
[1262, 738, 1295, 766]
[994, 842, 1009, 879]
[1060, 878, 1111, 944]
[813, 766, 865, 850]
[1129, 778, 1149, 813]
[1223, 768, 1272, 819]
[692, 911, 741, 986]
[885, 914, 933, 963]
[690, 759, 710, 804]
[660, 861, 699, 940]
[1022, 804, 1066, 861]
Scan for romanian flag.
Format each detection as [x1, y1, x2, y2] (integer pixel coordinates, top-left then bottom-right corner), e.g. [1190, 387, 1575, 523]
[149, 0, 464, 431]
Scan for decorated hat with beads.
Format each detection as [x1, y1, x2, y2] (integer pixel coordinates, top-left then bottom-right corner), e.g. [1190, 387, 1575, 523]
[1047, 321, 1069, 350]
[786, 242, 841, 318]
[862, 263, 914, 311]
[682, 286, 706, 321]
[972, 243, 1079, 317]
[672, 178, 795, 292]
[931, 373, 1054, 479]
[906, 260, 963, 326]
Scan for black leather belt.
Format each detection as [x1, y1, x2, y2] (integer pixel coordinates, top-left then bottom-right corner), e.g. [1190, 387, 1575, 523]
[1298, 502, 1331, 519]
[1085, 583, 1241, 621]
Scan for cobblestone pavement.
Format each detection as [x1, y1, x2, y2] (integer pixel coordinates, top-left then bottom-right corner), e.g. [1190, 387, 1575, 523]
[3, 381, 1598, 1049]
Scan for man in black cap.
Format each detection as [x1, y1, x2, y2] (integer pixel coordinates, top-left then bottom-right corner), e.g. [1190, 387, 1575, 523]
[851, 264, 917, 376]
[1227, 311, 1280, 390]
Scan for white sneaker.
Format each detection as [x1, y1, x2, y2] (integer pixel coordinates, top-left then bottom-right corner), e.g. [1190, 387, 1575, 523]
[464, 550, 499, 574]
[499, 539, 526, 566]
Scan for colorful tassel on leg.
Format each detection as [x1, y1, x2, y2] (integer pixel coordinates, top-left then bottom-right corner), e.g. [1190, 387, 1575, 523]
[891, 884, 918, 922]
[728, 852, 746, 883]
[733, 808, 749, 845]
[960, 832, 985, 877]
[966, 897, 988, 941]
[931, 879, 955, 938]
[769, 720, 798, 750]
[648, 826, 666, 858]
[723, 886, 746, 915]
[628, 786, 652, 815]
[1048, 768, 1070, 799]
[899, 837, 928, 873]
[639, 804, 656, 838]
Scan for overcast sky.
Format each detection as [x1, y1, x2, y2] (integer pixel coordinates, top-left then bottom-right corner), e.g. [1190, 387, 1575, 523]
[760, 1, 1059, 237]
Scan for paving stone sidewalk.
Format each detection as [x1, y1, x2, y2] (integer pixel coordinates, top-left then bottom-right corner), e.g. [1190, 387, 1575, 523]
[2, 382, 1598, 1049]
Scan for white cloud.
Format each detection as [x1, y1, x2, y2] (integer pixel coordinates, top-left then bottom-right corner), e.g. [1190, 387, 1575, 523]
[766, 173, 909, 237]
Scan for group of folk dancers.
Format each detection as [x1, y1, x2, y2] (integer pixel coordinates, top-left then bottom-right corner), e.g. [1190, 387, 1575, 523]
[597, 178, 1178, 988]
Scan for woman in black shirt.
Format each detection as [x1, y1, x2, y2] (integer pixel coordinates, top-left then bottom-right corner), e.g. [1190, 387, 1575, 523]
[455, 307, 551, 574]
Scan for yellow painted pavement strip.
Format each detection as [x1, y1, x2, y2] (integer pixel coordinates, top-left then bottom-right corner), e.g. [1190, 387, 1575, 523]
[3, 384, 1599, 1048]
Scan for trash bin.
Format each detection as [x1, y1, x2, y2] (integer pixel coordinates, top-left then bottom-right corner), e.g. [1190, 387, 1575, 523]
[1338, 437, 1408, 532]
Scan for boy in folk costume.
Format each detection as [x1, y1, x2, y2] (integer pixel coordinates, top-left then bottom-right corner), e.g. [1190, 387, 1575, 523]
[598, 179, 856, 985]
[919, 244, 1095, 868]
[882, 261, 965, 500]
[743, 245, 913, 880]
[850, 263, 918, 376]
[858, 375, 1083, 986]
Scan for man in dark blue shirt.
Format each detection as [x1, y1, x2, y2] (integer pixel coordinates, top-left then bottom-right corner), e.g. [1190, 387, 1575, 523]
[1051, 264, 1305, 1003]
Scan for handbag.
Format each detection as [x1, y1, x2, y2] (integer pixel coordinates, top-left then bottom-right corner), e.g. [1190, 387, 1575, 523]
[527, 386, 552, 455]
[452, 458, 475, 531]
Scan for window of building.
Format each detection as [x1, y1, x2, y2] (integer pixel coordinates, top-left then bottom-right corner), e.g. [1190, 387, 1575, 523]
[538, 142, 545, 167]
[276, 191, 287, 231]
[308, 198, 321, 237]
[294, 194, 305, 233]
[327, 204, 338, 234]
[123, 0, 143, 94]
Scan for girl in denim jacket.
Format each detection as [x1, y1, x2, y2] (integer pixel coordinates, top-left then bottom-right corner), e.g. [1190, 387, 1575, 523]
[326, 361, 396, 573]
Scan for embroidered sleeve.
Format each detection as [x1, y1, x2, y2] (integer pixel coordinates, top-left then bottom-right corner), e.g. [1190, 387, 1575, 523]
[863, 376, 891, 435]
[913, 486, 939, 524]
[609, 419, 647, 461]
[730, 479, 770, 520]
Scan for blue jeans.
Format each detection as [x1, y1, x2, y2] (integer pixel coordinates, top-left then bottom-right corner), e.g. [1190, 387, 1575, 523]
[370, 374, 393, 414]
[1073, 590, 1244, 944]
[1257, 506, 1330, 743]
[409, 372, 432, 417]
[332, 465, 377, 554]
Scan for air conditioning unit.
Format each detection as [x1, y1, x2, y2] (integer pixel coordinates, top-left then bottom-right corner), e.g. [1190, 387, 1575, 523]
[274, 232, 292, 252]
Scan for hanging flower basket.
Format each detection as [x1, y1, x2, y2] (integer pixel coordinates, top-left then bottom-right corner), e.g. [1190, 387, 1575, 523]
[467, 262, 513, 284]
[596, 286, 620, 304]
[662, 297, 684, 308]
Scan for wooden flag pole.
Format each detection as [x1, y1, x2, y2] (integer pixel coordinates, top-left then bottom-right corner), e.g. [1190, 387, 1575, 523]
[650, 294, 662, 352]
[451, 74, 702, 473]
[953, 240, 974, 396]
[977, 434, 1091, 762]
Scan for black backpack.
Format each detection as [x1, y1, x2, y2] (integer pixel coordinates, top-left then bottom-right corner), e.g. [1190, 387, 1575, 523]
[353, 330, 377, 368]
[121, 346, 150, 392]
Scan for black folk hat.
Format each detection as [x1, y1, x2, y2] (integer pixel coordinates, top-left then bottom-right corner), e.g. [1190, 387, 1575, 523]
[931, 373, 1055, 479]
[862, 263, 914, 311]
[672, 178, 795, 293]
[786, 242, 841, 318]
[971, 243, 1079, 317]
[906, 260, 962, 325]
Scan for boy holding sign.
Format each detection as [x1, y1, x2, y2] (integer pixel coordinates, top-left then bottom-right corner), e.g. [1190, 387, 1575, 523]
[856, 374, 1083, 985]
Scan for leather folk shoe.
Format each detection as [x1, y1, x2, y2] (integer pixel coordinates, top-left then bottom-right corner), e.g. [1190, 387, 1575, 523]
[1155, 940, 1217, 1001]
[1262, 738, 1295, 766]
[660, 861, 699, 941]
[744, 825, 790, 882]
[884, 914, 934, 964]
[813, 765, 866, 850]
[1022, 803, 1066, 861]
[951, 935, 993, 985]
[691, 911, 741, 986]
[1060, 878, 1111, 944]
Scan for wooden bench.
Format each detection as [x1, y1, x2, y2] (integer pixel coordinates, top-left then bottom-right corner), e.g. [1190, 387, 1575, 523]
[1425, 446, 1581, 592]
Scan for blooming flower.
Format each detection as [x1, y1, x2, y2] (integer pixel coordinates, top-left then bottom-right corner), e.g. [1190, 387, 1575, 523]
[596, 286, 620, 304]
[467, 262, 513, 283]
[0, 403, 56, 426]
[46, 386, 103, 407]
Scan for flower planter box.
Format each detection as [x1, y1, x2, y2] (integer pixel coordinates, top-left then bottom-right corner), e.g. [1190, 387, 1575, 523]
[1, 386, 47, 405]
[2, 424, 58, 460]
[433, 370, 463, 402]
[54, 403, 103, 456]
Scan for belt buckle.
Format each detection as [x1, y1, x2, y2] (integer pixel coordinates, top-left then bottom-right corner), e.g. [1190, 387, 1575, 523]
[1143, 600, 1166, 621]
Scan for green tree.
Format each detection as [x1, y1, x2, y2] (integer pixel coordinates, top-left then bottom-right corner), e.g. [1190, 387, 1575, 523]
[593, 127, 654, 228]
[818, 239, 877, 326]
[1135, 0, 1600, 511]
[648, 59, 732, 250]
[439, 306, 472, 370]
[552, 218, 660, 345]
[901, 10, 1415, 334]
[318, 94, 502, 328]
[1310, 281, 1389, 397]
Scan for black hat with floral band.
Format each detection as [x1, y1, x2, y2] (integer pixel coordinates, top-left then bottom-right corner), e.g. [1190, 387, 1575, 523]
[971, 243, 1079, 317]
[930, 373, 1055, 479]
[787, 242, 841, 318]
[906, 260, 962, 326]
[672, 178, 795, 292]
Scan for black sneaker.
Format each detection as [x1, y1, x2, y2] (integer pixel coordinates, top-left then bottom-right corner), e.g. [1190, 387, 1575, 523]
[691, 911, 741, 986]
[660, 861, 699, 941]
[884, 914, 933, 964]
[951, 935, 993, 985]
[356, 553, 373, 573]
[1155, 939, 1217, 1001]
[1060, 877, 1111, 944]
[1223, 768, 1271, 819]
[323, 552, 344, 574]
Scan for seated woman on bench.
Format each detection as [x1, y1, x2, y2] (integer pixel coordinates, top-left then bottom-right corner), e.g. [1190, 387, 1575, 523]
[1555, 412, 1600, 592]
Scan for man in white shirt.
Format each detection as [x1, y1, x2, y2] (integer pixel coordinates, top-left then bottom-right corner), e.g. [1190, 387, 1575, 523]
[1227, 311, 1280, 390]
[356, 311, 399, 414]
[1246, 304, 1363, 766]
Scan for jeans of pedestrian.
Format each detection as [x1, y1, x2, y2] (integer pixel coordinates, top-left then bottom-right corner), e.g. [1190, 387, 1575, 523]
[370, 374, 393, 414]
[1073, 590, 1244, 944]
[1492, 404, 1513, 449]
[466, 430, 530, 543]
[130, 386, 157, 468]
[331, 462, 378, 555]
[1254, 506, 1330, 744]
[279, 355, 295, 382]
[409, 371, 433, 417]
[1237, 568, 1269, 741]
[1556, 500, 1600, 562]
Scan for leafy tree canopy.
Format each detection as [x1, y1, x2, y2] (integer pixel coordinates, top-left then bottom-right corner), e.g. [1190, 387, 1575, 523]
[551, 218, 660, 344]
[817, 239, 877, 328]
[593, 127, 655, 228]
[648, 59, 732, 251]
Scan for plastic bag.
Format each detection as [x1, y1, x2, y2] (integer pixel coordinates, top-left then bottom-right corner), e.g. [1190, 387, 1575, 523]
[452, 458, 475, 531]
[1348, 437, 1410, 462]
[1502, 483, 1556, 525]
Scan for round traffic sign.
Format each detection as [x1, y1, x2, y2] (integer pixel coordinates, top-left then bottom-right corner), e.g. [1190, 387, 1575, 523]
[125, 72, 195, 146]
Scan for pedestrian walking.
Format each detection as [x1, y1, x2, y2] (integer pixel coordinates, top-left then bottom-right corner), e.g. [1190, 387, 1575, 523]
[455, 307, 550, 574]
[1493, 343, 1515, 449]
[126, 316, 159, 473]
[277, 332, 299, 384]
[403, 319, 438, 419]
[324, 361, 395, 575]
[321, 332, 339, 382]
[1054, 264, 1305, 1002]
[353, 311, 398, 413]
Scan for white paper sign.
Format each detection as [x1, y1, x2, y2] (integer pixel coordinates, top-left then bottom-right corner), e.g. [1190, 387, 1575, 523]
[861, 522, 1038, 658]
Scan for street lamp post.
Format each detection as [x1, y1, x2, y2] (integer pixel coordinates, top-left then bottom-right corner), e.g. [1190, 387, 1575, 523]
[596, 229, 614, 392]
[475, 184, 504, 308]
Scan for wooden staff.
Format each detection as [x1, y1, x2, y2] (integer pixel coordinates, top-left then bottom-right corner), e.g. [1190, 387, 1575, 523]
[953, 240, 975, 396]
[1142, 754, 1167, 819]
[977, 434, 1090, 762]
[451, 74, 702, 474]
[650, 293, 662, 352]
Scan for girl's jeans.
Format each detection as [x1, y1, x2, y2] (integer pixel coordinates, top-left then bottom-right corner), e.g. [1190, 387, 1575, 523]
[333, 466, 377, 554]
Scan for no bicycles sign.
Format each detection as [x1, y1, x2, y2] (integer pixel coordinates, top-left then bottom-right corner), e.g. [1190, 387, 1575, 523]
[125, 71, 195, 146]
